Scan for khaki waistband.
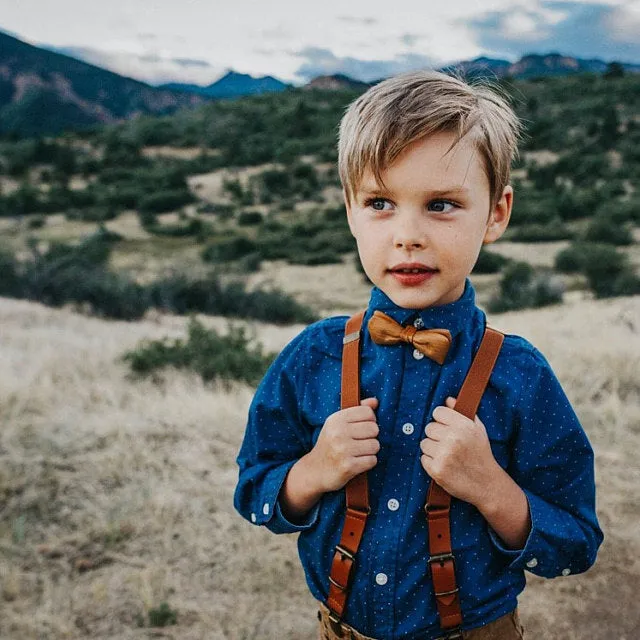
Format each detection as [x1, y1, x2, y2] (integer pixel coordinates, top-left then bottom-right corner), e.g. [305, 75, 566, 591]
[316, 602, 524, 640]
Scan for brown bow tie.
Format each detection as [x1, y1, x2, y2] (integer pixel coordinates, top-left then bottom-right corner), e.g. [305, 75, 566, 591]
[367, 310, 452, 364]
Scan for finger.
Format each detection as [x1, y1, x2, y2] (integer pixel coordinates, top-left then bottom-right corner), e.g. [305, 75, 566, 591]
[432, 405, 472, 425]
[349, 421, 380, 440]
[420, 438, 437, 457]
[353, 455, 377, 473]
[352, 438, 380, 457]
[445, 396, 457, 409]
[424, 422, 444, 440]
[343, 404, 377, 422]
[360, 397, 379, 410]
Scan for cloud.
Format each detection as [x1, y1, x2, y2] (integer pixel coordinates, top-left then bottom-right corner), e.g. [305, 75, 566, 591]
[400, 33, 422, 47]
[336, 16, 378, 26]
[293, 46, 437, 83]
[46, 45, 224, 86]
[468, 2, 640, 62]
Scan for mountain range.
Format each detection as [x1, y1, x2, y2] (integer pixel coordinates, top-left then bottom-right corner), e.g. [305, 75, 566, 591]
[1, 29, 639, 138]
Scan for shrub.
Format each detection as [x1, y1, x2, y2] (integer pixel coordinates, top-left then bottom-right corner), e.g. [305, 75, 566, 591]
[583, 217, 633, 245]
[148, 273, 317, 324]
[137, 188, 195, 214]
[147, 602, 178, 628]
[123, 317, 275, 387]
[0, 251, 22, 297]
[488, 262, 563, 312]
[237, 210, 263, 225]
[509, 220, 574, 242]
[473, 249, 510, 274]
[201, 235, 258, 262]
[579, 244, 640, 298]
[554, 243, 586, 273]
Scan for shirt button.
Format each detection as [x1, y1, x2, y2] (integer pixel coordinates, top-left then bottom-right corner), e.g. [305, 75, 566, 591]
[561, 568, 571, 576]
[526, 558, 538, 568]
[250, 513, 257, 523]
[387, 498, 400, 511]
[375, 572, 388, 585]
[262, 503, 270, 515]
[413, 349, 424, 360]
[402, 422, 414, 435]
[413, 317, 424, 329]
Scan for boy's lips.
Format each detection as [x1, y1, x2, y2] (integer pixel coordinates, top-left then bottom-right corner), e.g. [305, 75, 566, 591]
[388, 263, 438, 286]
[388, 262, 437, 273]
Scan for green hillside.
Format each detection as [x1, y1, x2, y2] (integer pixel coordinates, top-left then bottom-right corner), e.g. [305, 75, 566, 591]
[0, 73, 639, 320]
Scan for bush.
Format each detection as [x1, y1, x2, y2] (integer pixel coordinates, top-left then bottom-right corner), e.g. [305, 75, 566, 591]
[123, 317, 275, 388]
[137, 188, 195, 214]
[583, 216, 633, 245]
[473, 249, 509, 274]
[488, 262, 563, 312]
[148, 273, 317, 324]
[237, 210, 263, 225]
[554, 244, 586, 273]
[0, 251, 22, 297]
[201, 235, 258, 262]
[147, 602, 178, 628]
[509, 220, 574, 242]
[579, 244, 640, 298]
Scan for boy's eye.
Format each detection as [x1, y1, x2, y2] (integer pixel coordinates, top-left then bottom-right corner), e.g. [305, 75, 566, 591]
[428, 200, 456, 213]
[365, 197, 392, 211]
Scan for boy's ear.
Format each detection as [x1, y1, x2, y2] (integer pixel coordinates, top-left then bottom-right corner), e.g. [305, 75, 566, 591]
[483, 185, 513, 245]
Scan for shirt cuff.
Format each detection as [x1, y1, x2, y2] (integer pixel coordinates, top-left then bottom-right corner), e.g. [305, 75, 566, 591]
[487, 489, 569, 578]
[253, 460, 321, 534]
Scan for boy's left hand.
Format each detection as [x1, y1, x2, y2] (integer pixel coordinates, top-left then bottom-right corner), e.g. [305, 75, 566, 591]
[420, 396, 501, 508]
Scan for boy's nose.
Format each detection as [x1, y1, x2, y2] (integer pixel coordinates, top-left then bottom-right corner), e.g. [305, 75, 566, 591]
[393, 216, 426, 249]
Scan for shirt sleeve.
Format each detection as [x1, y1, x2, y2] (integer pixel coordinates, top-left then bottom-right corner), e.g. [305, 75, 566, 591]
[233, 325, 321, 534]
[488, 345, 604, 578]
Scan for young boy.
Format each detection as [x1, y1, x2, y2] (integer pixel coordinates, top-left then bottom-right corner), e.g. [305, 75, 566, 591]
[233, 70, 603, 639]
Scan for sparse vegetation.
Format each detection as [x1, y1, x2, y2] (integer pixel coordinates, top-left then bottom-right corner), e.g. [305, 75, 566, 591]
[123, 317, 275, 387]
[488, 262, 563, 312]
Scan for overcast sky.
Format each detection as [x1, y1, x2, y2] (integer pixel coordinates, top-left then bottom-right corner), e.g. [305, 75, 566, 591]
[2, 0, 640, 86]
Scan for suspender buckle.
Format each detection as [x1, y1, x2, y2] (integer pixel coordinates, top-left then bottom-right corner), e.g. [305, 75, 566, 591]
[435, 627, 463, 640]
[428, 552, 455, 566]
[335, 544, 356, 563]
[434, 586, 459, 598]
[343, 331, 361, 344]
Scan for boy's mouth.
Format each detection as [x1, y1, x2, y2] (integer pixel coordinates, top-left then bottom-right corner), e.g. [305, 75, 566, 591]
[388, 262, 437, 274]
[388, 263, 438, 286]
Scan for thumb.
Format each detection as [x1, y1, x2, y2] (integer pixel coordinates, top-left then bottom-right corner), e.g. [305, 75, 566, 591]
[445, 396, 457, 409]
[360, 397, 379, 410]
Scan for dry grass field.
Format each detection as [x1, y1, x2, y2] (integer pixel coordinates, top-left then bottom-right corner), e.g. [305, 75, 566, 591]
[1, 284, 639, 639]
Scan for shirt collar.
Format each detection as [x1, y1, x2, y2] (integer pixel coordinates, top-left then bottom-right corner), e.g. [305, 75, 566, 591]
[366, 278, 477, 338]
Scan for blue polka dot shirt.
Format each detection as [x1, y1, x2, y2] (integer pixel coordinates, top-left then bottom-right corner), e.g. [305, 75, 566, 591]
[234, 279, 603, 639]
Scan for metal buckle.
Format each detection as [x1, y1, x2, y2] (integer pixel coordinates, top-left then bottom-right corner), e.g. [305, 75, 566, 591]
[343, 331, 360, 344]
[327, 610, 346, 637]
[434, 586, 459, 598]
[335, 544, 356, 563]
[428, 552, 455, 566]
[329, 575, 348, 592]
[435, 627, 463, 640]
[425, 503, 449, 516]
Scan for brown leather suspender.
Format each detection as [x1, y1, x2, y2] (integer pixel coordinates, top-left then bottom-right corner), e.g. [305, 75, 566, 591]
[425, 327, 504, 639]
[326, 310, 370, 625]
[325, 311, 504, 639]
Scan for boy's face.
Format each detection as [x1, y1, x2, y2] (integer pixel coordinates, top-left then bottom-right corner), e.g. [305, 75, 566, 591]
[345, 130, 513, 309]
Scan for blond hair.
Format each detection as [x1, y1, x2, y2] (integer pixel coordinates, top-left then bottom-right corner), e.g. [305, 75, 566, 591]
[338, 70, 522, 208]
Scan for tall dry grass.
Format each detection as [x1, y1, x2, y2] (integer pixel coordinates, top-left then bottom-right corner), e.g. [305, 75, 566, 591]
[0, 293, 639, 639]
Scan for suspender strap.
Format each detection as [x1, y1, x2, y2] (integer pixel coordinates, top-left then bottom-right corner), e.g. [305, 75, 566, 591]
[326, 312, 504, 635]
[425, 327, 504, 635]
[326, 310, 369, 624]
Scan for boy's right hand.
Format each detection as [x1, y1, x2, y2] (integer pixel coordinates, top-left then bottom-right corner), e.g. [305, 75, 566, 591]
[308, 397, 380, 492]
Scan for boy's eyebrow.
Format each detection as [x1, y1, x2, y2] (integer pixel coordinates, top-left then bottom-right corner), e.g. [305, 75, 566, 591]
[358, 185, 471, 198]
